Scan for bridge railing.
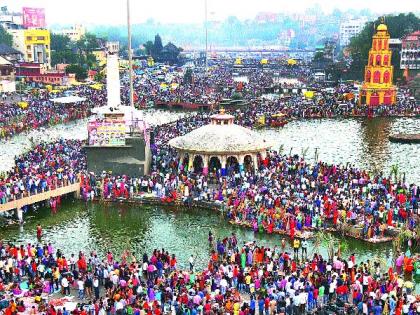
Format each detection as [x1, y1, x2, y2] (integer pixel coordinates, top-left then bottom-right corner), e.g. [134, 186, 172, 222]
[0, 179, 80, 213]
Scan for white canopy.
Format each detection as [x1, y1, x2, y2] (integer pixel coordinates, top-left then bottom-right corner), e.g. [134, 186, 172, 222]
[50, 96, 87, 104]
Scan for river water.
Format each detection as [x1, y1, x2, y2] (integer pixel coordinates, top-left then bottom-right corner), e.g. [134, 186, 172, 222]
[260, 117, 420, 184]
[0, 115, 418, 274]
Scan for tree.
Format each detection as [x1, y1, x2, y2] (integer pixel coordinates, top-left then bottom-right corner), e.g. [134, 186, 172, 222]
[51, 34, 71, 51]
[143, 41, 154, 56]
[408, 75, 420, 100]
[0, 26, 12, 46]
[66, 64, 87, 81]
[183, 68, 193, 84]
[152, 34, 163, 60]
[51, 34, 79, 66]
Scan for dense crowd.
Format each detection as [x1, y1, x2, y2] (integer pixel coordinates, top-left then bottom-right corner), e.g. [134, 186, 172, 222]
[0, 87, 106, 140]
[0, 139, 84, 204]
[0, 236, 417, 314]
[1, 63, 419, 141]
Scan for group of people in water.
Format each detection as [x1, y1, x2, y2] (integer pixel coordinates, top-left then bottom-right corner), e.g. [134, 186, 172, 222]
[0, 233, 417, 314]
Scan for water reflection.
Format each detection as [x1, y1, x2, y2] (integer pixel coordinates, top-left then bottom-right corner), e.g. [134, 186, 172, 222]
[359, 117, 392, 175]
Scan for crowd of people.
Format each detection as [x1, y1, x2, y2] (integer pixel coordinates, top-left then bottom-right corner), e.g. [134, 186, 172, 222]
[0, 86, 106, 140]
[0, 235, 417, 314]
[2, 63, 419, 141]
[0, 60, 418, 313]
[0, 139, 84, 205]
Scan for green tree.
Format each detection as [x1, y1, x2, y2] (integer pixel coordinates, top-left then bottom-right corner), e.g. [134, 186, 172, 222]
[143, 41, 154, 56]
[407, 75, 420, 100]
[51, 34, 80, 66]
[0, 26, 12, 46]
[51, 34, 71, 51]
[347, 13, 420, 81]
[66, 64, 87, 81]
[152, 34, 163, 60]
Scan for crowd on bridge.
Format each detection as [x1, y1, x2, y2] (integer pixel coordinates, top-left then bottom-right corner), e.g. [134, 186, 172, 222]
[0, 139, 84, 205]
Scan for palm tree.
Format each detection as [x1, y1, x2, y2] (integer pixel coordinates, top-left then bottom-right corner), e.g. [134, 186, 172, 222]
[390, 165, 399, 182]
[301, 147, 309, 160]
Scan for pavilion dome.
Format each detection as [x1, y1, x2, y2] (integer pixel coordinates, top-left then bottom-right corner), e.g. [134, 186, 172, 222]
[168, 116, 270, 154]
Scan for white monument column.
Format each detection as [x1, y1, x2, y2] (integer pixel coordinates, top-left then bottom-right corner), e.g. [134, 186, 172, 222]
[106, 49, 121, 108]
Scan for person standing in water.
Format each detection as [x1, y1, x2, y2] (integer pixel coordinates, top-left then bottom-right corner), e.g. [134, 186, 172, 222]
[36, 224, 42, 240]
[208, 231, 214, 248]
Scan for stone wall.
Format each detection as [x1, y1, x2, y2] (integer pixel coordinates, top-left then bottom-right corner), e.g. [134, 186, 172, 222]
[85, 136, 151, 177]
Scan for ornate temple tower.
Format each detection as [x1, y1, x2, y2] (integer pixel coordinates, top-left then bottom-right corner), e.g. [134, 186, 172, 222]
[359, 22, 397, 106]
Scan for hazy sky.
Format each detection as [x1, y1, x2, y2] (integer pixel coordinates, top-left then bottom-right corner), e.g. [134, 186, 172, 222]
[4, 0, 418, 25]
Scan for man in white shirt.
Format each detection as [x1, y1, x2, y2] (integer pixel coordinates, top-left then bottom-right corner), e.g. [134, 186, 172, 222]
[61, 276, 70, 295]
[93, 276, 100, 299]
[77, 278, 84, 300]
[188, 255, 194, 272]
[220, 277, 228, 295]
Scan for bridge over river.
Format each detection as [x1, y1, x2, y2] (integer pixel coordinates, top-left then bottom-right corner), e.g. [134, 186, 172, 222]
[0, 182, 80, 213]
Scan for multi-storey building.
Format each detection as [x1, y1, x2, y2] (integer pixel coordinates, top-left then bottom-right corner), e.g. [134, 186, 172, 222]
[339, 19, 367, 47]
[400, 31, 420, 71]
[56, 24, 86, 42]
[8, 29, 51, 68]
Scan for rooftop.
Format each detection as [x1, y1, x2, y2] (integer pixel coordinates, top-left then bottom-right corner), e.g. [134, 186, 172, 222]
[168, 123, 271, 154]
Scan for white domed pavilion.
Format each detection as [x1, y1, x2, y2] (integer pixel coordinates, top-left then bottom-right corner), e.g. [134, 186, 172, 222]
[168, 110, 271, 175]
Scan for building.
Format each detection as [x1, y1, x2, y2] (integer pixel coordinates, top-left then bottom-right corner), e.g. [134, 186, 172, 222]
[55, 24, 86, 42]
[0, 56, 16, 92]
[8, 29, 51, 68]
[168, 109, 271, 175]
[15, 62, 75, 85]
[359, 23, 397, 106]
[0, 9, 23, 30]
[0, 43, 23, 63]
[400, 31, 420, 71]
[339, 19, 367, 47]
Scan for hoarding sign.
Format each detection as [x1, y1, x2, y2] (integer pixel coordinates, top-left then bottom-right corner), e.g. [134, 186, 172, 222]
[22, 7, 46, 28]
[88, 119, 126, 146]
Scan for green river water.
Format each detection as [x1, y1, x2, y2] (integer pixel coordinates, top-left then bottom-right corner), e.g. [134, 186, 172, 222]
[0, 199, 393, 270]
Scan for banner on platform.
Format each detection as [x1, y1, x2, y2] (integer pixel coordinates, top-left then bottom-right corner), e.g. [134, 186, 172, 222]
[88, 118, 126, 146]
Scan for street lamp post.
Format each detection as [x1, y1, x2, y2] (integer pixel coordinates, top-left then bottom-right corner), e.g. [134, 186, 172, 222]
[204, 0, 208, 70]
[127, 0, 134, 108]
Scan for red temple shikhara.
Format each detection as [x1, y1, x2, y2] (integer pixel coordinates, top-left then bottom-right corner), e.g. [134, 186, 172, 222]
[359, 22, 397, 106]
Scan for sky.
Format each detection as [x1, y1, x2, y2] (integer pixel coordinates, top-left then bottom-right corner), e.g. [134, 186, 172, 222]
[3, 0, 419, 26]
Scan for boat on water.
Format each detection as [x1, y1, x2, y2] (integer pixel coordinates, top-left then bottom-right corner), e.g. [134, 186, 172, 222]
[255, 112, 289, 128]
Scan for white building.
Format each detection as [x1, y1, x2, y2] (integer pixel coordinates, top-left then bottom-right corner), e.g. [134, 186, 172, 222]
[56, 24, 86, 42]
[339, 19, 367, 47]
[400, 31, 420, 70]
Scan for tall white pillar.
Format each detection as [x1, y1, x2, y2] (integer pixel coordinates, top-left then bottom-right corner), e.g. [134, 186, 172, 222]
[107, 54, 121, 108]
